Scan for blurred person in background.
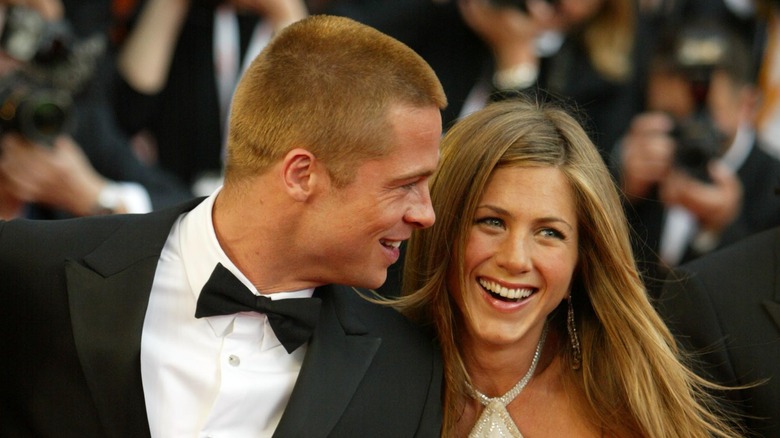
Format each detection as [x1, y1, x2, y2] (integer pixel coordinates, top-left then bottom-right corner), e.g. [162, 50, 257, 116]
[457, 0, 642, 162]
[112, 0, 307, 195]
[321, 0, 643, 164]
[616, 19, 780, 297]
[0, 0, 191, 219]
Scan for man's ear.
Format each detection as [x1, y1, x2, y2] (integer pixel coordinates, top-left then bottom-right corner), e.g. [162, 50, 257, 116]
[281, 148, 322, 201]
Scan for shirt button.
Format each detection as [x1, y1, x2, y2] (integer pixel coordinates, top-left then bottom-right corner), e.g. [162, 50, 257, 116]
[228, 354, 240, 367]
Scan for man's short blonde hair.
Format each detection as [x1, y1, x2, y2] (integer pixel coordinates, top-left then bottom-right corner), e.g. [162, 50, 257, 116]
[224, 15, 446, 186]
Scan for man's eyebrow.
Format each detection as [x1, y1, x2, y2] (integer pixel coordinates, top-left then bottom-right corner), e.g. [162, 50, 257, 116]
[393, 169, 436, 182]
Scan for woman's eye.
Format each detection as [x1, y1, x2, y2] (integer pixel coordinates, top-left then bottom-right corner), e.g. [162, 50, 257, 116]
[540, 228, 565, 239]
[476, 217, 503, 228]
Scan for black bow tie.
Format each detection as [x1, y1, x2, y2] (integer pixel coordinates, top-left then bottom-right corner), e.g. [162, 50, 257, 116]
[195, 263, 322, 353]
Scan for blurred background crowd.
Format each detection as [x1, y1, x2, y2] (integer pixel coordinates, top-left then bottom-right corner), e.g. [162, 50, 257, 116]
[2, 0, 779, 295]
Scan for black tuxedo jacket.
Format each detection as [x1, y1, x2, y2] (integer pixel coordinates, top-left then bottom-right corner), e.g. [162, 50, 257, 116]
[0, 199, 442, 437]
[657, 226, 780, 437]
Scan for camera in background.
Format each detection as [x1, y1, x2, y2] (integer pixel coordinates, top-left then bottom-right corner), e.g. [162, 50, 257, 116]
[659, 23, 735, 181]
[0, 6, 105, 145]
[671, 115, 724, 182]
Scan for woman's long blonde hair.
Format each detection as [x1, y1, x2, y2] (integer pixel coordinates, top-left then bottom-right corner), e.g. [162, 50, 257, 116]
[395, 99, 742, 437]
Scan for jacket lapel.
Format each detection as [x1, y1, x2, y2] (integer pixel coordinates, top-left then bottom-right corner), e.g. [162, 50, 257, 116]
[66, 257, 158, 437]
[66, 199, 202, 437]
[274, 285, 381, 438]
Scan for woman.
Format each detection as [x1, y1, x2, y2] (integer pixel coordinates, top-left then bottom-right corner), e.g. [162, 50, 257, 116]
[397, 99, 741, 437]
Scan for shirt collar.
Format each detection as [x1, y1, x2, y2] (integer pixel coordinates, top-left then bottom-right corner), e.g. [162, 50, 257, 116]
[179, 187, 314, 337]
[720, 123, 754, 172]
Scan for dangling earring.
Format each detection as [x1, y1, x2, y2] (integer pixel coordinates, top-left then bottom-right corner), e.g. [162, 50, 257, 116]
[567, 294, 582, 370]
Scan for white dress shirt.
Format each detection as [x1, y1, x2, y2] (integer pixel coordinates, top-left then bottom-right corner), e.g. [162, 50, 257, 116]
[141, 188, 313, 437]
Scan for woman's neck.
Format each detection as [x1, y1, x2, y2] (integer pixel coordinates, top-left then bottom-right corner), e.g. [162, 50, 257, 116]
[463, 327, 561, 398]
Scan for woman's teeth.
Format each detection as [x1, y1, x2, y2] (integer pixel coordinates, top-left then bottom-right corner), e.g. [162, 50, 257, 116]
[479, 278, 534, 301]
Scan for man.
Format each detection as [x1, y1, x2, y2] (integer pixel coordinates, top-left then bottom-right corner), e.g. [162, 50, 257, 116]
[0, 15, 447, 437]
[657, 225, 780, 437]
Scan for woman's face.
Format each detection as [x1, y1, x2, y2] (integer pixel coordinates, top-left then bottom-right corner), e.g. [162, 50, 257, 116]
[451, 165, 579, 350]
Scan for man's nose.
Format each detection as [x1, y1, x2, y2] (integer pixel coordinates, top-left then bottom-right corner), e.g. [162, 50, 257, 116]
[405, 188, 436, 229]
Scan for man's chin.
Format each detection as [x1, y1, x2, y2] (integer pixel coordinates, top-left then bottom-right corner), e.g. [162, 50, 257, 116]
[355, 271, 388, 291]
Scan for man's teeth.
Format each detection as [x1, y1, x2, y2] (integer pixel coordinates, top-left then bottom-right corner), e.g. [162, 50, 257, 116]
[479, 279, 533, 300]
[381, 240, 401, 249]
